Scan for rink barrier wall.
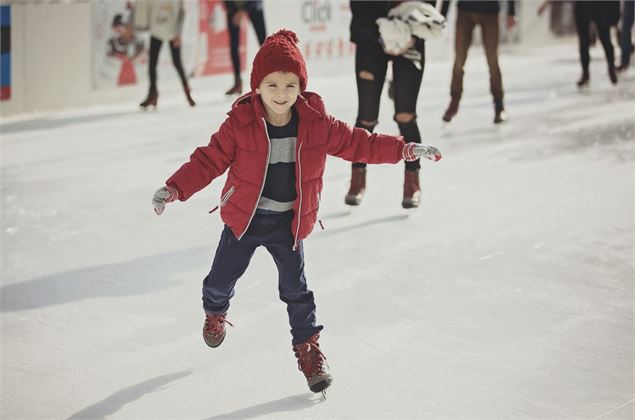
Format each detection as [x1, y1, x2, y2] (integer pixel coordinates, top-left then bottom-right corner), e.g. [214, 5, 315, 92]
[0, 0, 552, 118]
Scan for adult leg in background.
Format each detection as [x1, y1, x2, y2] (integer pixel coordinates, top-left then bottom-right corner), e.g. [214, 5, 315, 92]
[345, 46, 388, 206]
[140, 36, 162, 108]
[443, 10, 476, 122]
[392, 43, 424, 208]
[480, 12, 506, 122]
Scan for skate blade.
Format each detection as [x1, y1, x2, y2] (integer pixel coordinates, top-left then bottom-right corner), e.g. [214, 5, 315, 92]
[310, 378, 333, 394]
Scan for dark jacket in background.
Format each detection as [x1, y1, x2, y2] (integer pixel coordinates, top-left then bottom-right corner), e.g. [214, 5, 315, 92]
[349, 1, 392, 50]
[441, 1, 515, 17]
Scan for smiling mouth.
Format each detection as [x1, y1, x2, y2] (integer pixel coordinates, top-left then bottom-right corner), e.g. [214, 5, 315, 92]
[273, 100, 288, 105]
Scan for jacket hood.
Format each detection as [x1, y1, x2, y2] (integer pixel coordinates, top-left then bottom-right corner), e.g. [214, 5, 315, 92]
[228, 91, 325, 126]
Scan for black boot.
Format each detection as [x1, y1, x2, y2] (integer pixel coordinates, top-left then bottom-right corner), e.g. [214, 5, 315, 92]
[183, 83, 196, 106]
[139, 88, 158, 110]
[493, 98, 507, 124]
[577, 72, 590, 88]
[608, 65, 618, 85]
[225, 78, 243, 96]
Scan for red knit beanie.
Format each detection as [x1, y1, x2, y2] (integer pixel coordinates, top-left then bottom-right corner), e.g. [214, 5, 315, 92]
[250, 29, 308, 92]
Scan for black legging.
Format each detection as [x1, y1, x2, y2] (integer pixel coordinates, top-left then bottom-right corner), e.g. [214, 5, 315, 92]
[225, 2, 267, 79]
[148, 36, 188, 92]
[353, 45, 425, 171]
[574, 1, 615, 76]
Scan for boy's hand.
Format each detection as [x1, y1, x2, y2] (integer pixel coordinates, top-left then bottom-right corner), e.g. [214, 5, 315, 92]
[403, 143, 442, 162]
[152, 186, 179, 215]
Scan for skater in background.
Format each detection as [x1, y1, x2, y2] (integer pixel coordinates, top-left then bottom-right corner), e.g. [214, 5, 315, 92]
[345, 1, 434, 209]
[440, 0, 517, 124]
[538, 0, 620, 87]
[224, 0, 267, 95]
[152, 30, 442, 393]
[618, 0, 634, 72]
[134, 0, 195, 109]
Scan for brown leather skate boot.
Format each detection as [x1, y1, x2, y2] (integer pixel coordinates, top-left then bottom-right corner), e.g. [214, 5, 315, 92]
[203, 313, 233, 348]
[345, 167, 366, 206]
[442, 96, 460, 122]
[402, 169, 421, 209]
[293, 333, 333, 393]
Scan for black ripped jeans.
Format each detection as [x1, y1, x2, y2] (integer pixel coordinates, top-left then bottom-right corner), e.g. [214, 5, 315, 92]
[353, 44, 425, 171]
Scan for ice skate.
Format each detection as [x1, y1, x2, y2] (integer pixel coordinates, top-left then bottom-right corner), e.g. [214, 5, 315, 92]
[402, 169, 421, 209]
[293, 333, 333, 393]
[345, 167, 366, 206]
[203, 313, 233, 348]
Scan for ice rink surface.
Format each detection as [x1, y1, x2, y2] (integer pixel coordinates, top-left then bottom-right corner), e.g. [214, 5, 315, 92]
[1, 40, 634, 419]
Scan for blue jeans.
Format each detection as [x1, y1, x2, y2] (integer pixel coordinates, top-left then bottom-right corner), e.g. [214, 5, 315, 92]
[202, 211, 322, 344]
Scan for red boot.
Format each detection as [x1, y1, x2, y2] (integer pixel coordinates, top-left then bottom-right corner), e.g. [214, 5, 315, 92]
[293, 333, 333, 393]
[202, 313, 233, 348]
[402, 169, 421, 209]
[345, 167, 367, 206]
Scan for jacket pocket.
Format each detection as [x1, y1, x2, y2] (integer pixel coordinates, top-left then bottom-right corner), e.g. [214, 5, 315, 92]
[221, 185, 236, 208]
[210, 185, 236, 214]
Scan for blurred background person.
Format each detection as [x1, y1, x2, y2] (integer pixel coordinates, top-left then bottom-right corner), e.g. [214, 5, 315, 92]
[540, 0, 620, 87]
[345, 1, 438, 209]
[618, 0, 634, 72]
[440, 0, 517, 124]
[572, 0, 620, 87]
[224, 0, 267, 95]
[135, 0, 195, 109]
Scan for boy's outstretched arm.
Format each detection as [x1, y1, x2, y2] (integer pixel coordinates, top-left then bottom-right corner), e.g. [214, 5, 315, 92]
[152, 118, 236, 215]
[325, 116, 442, 163]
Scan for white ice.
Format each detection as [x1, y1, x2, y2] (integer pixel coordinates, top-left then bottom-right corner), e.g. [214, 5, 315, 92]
[1, 41, 633, 419]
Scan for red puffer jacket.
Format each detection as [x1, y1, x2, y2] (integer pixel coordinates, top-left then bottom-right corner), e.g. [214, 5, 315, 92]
[166, 91, 407, 248]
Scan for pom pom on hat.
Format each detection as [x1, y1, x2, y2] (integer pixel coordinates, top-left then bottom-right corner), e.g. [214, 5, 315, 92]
[250, 29, 308, 92]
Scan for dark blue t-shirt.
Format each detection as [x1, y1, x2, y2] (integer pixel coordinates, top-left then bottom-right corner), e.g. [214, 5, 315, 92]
[257, 108, 298, 214]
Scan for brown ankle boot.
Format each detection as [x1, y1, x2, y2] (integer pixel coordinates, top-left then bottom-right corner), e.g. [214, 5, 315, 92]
[402, 169, 421, 209]
[345, 167, 367, 206]
[293, 333, 333, 393]
[442, 97, 460, 122]
[202, 313, 233, 348]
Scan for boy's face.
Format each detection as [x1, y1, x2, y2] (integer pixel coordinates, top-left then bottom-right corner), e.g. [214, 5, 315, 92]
[256, 71, 301, 117]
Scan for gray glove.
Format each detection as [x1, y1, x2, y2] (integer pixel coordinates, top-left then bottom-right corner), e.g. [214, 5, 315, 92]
[403, 143, 442, 162]
[152, 185, 179, 215]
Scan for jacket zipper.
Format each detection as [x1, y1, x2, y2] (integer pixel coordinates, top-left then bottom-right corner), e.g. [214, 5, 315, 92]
[238, 118, 271, 240]
[292, 141, 303, 250]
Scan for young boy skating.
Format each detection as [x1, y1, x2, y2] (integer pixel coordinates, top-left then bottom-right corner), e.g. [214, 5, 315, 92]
[152, 29, 441, 394]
